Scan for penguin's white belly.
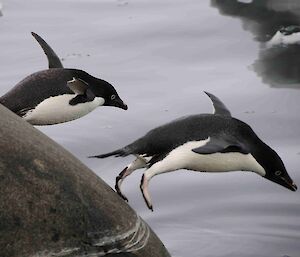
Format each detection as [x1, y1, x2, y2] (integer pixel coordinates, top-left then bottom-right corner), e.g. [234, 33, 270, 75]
[186, 151, 264, 175]
[148, 139, 266, 177]
[24, 94, 104, 125]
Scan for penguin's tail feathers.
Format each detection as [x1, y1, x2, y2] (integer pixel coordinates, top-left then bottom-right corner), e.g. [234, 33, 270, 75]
[88, 147, 130, 159]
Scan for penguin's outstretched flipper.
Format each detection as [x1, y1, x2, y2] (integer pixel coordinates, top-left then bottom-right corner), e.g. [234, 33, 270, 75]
[204, 91, 231, 117]
[31, 32, 63, 69]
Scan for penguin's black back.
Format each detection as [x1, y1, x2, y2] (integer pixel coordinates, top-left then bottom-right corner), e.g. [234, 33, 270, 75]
[123, 114, 259, 158]
[0, 68, 85, 115]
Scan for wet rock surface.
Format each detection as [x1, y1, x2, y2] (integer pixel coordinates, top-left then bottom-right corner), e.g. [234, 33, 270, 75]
[0, 105, 170, 257]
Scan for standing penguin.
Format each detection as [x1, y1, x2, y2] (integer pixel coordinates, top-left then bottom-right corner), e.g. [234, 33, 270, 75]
[0, 32, 127, 125]
[90, 92, 297, 211]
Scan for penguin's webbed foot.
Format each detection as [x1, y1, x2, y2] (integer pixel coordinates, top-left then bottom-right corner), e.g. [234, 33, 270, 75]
[140, 174, 153, 211]
[115, 167, 129, 202]
[115, 175, 128, 202]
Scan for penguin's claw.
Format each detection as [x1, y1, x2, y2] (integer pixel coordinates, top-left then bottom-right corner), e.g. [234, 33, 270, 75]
[117, 191, 128, 202]
[148, 204, 154, 212]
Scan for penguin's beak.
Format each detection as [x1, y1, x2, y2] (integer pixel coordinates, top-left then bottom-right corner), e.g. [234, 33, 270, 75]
[283, 179, 297, 191]
[109, 97, 128, 110]
[117, 100, 128, 110]
[265, 173, 297, 192]
[277, 177, 298, 191]
[291, 182, 297, 191]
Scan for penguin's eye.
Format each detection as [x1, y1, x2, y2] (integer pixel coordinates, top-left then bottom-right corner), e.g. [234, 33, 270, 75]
[111, 95, 116, 100]
[275, 171, 282, 176]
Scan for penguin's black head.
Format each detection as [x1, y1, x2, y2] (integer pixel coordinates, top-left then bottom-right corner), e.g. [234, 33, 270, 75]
[94, 79, 128, 110]
[260, 146, 297, 192]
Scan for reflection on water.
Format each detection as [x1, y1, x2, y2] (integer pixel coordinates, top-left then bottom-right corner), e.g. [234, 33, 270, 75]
[211, 0, 300, 89]
[0, 2, 3, 17]
[254, 44, 300, 88]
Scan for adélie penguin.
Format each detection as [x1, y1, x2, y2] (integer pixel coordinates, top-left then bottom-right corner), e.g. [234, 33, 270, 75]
[90, 92, 297, 211]
[0, 32, 127, 125]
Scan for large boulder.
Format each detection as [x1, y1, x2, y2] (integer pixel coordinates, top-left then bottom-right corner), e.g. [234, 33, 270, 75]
[0, 105, 171, 257]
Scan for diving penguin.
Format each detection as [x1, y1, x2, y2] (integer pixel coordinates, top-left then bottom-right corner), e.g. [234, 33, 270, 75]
[90, 92, 297, 211]
[0, 32, 127, 125]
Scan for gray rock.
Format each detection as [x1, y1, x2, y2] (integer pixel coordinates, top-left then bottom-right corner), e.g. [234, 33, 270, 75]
[0, 104, 171, 257]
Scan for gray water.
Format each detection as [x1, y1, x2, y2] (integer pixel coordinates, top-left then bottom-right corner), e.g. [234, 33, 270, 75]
[1, 1, 300, 256]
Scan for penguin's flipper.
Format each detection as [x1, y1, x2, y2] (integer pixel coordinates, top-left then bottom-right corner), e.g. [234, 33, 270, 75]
[67, 78, 95, 105]
[67, 77, 89, 94]
[69, 92, 95, 105]
[31, 32, 63, 69]
[192, 136, 249, 155]
[204, 92, 231, 117]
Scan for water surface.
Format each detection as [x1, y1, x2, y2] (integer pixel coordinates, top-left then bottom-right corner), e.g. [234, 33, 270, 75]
[0, 1, 299, 256]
